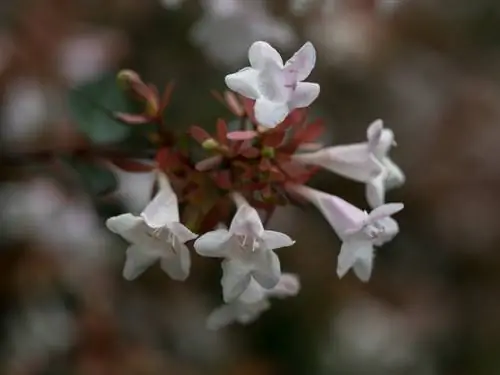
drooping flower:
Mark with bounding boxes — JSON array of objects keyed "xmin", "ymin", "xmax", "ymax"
[
  {"xmin": 106, "ymin": 173, "xmax": 198, "ymax": 281},
  {"xmin": 288, "ymin": 184, "xmax": 403, "ymax": 282},
  {"xmin": 225, "ymin": 41, "xmax": 320, "ymax": 128},
  {"xmin": 364, "ymin": 120, "xmax": 405, "ymax": 208},
  {"xmin": 293, "ymin": 119, "xmax": 404, "ymax": 208},
  {"xmin": 206, "ymin": 273, "xmax": 300, "ymax": 330},
  {"xmin": 194, "ymin": 194, "xmax": 295, "ymax": 302}
]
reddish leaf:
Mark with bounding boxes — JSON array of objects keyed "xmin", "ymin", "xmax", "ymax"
[
  {"xmin": 195, "ymin": 155, "xmax": 223, "ymax": 171},
  {"xmin": 199, "ymin": 198, "xmax": 232, "ymax": 233},
  {"xmin": 241, "ymin": 97, "xmax": 257, "ymax": 122},
  {"xmin": 227, "ymin": 130, "xmax": 257, "ymax": 141},
  {"xmin": 262, "ymin": 130, "xmax": 286, "ymax": 147},
  {"xmin": 109, "ymin": 158, "xmax": 155, "ymax": 172},
  {"xmin": 224, "ymin": 91, "xmax": 244, "ymax": 116},
  {"xmin": 160, "ymin": 81, "xmax": 176, "ymax": 110},
  {"xmin": 241, "ymin": 146, "xmax": 260, "ymax": 159},
  {"xmin": 269, "ymin": 168, "xmax": 285, "ymax": 182},
  {"xmin": 212, "ymin": 170, "xmax": 232, "ymax": 189},
  {"xmin": 293, "ymin": 120, "xmax": 325, "ymax": 143},
  {"xmin": 259, "ymin": 158, "xmax": 272, "ymax": 171},
  {"xmin": 216, "ymin": 119, "xmax": 229, "ymax": 145},
  {"xmin": 189, "ymin": 125, "xmax": 212, "ymax": 144},
  {"xmin": 232, "ymin": 161, "xmax": 255, "ymax": 180},
  {"xmin": 211, "ymin": 90, "xmax": 226, "ymax": 105},
  {"xmin": 114, "ymin": 112, "xmax": 151, "ymax": 125}
]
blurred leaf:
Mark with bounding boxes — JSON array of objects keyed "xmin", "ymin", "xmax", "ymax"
[
  {"xmin": 68, "ymin": 73, "xmax": 139, "ymax": 144},
  {"xmin": 62, "ymin": 157, "xmax": 118, "ymax": 197}
]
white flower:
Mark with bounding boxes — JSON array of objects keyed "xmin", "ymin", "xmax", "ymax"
[
  {"xmin": 288, "ymin": 184, "xmax": 403, "ymax": 282},
  {"xmin": 194, "ymin": 197, "xmax": 295, "ymax": 302},
  {"xmin": 106, "ymin": 174, "xmax": 198, "ymax": 281},
  {"xmin": 206, "ymin": 273, "xmax": 300, "ymax": 330},
  {"xmin": 225, "ymin": 41, "xmax": 320, "ymax": 128},
  {"xmin": 364, "ymin": 120, "xmax": 405, "ymax": 208},
  {"xmin": 293, "ymin": 119, "xmax": 404, "ymax": 208}
]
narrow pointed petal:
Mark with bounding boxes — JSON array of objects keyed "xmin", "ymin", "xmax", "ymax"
[
  {"xmin": 337, "ymin": 240, "xmax": 372, "ymax": 279},
  {"xmin": 284, "ymin": 41, "xmax": 316, "ymax": 82},
  {"xmin": 168, "ymin": 221, "xmax": 198, "ymax": 243},
  {"xmin": 254, "ymin": 97, "xmax": 289, "ymax": 128},
  {"xmin": 384, "ymin": 158, "xmax": 406, "ymax": 190},
  {"xmin": 261, "ymin": 230, "xmax": 295, "ymax": 250},
  {"xmin": 206, "ymin": 304, "xmax": 237, "ymax": 330},
  {"xmin": 252, "ymin": 250, "xmax": 281, "ymax": 289},
  {"xmin": 366, "ymin": 173, "xmax": 386, "ymax": 208},
  {"xmin": 249, "ymin": 41, "xmax": 284, "ymax": 70},
  {"xmin": 194, "ymin": 229, "xmax": 232, "ymax": 258},
  {"xmin": 373, "ymin": 217, "xmax": 400, "ymax": 246},
  {"xmin": 229, "ymin": 204, "xmax": 264, "ymax": 238},
  {"xmin": 326, "ymin": 145, "xmax": 383, "ymax": 182},
  {"xmin": 352, "ymin": 245, "xmax": 375, "ymax": 282},
  {"xmin": 374, "ymin": 129, "xmax": 395, "ymax": 158},
  {"xmin": 221, "ymin": 260, "xmax": 252, "ymax": 302},
  {"xmin": 288, "ymin": 82, "xmax": 320, "ymax": 109},
  {"xmin": 141, "ymin": 179, "xmax": 179, "ymax": 227},
  {"xmin": 368, "ymin": 203, "xmax": 404, "ymax": 222},
  {"xmin": 367, "ymin": 119, "xmax": 384, "ymax": 152},
  {"xmin": 160, "ymin": 244, "xmax": 191, "ymax": 281},
  {"xmin": 106, "ymin": 213, "xmax": 147, "ymax": 243},
  {"xmin": 266, "ymin": 273, "xmax": 300, "ymax": 298},
  {"xmin": 224, "ymin": 68, "xmax": 260, "ymax": 100},
  {"xmin": 123, "ymin": 245, "xmax": 159, "ymax": 280}
]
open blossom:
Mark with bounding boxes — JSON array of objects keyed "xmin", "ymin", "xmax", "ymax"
[
  {"xmin": 106, "ymin": 174, "xmax": 198, "ymax": 281},
  {"xmin": 225, "ymin": 41, "xmax": 320, "ymax": 128},
  {"xmin": 206, "ymin": 273, "xmax": 300, "ymax": 330},
  {"xmin": 293, "ymin": 119, "xmax": 404, "ymax": 208},
  {"xmin": 194, "ymin": 195, "xmax": 295, "ymax": 302},
  {"xmin": 288, "ymin": 184, "xmax": 403, "ymax": 282}
]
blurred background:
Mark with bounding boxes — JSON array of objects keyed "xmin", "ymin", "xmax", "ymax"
[{"xmin": 1, "ymin": 0, "xmax": 500, "ymax": 374}]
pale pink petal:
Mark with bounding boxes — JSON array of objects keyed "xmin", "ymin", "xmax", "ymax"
[
  {"xmin": 225, "ymin": 67, "xmax": 260, "ymax": 99},
  {"xmin": 254, "ymin": 98, "xmax": 289, "ymax": 128},
  {"xmin": 257, "ymin": 62, "xmax": 288, "ymax": 102},
  {"xmin": 318, "ymin": 195, "xmax": 367, "ymax": 238},
  {"xmin": 251, "ymin": 250, "xmax": 281, "ymax": 289},
  {"xmin": 288, "ymin": 82, "xmax": 320, "ymax": 109},
  {"xmin": 365, "ymin": 173, "xmax": 386, "ymax": 209},
  {"xmin": 284, "ymin": 41, "xmax": 316, "ymax": 82},
  {"xmin": 366, "ymin": 119, "xmax": 383, "ymax": 152},
  {"xmin": 249, "ymin": 41, "xmax": 284, "ymax": 69},
  {"xmin": 352, "ymin": 245, "xmax": 375, "ymax": 282},
  {"xmin": 229, "ymin": 204, "xmax": 264, "ymax": 237},
  {"xmin": 160, "ymin": 243, "xmax": 191, "ymax": 281},
  {"xmin": 141, "ymin": 179, "xmax": 179, "ymax": 227},
  {"xmin": 221, "ymin": 259, "xmax": 252, "ymax": 302},
  {"xmin": 227, "ymin": 130, "xmax": 257, "ymax": 141},
  {"xmin": 194, "ymin": 229, "xmax": 232, "ymax": 258},
  {"xmin": 337, "ymin": 240, "xmax": 372, "ymax": 280},
  {"xmin": 368, "ymin": 203, "xmax": 404, "ymax": 223},
  {"xmin": 123, "ymin": 245, "xmax": 159, "ymax": 280},
  {"xmin": 266, "ymin": 273, "xmax": 300, "ymax": 298},
  {"xmin": 168, "ymin": 221, "xmax": 198, "ymax": 243},
  {"xmin": 238, "ymin": 279, "xmax": 266, "ymax": 304},
  {"xmin": 261, "ymin": 230, "xmax": 295, "ymax": 250}
]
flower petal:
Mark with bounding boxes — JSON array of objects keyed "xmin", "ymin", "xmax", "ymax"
[
  {"xmin": 249, "ymin": 41, "xmax": 284, "ymax": 70},
  {"xmin": 266, "ymin": 273, "xmax": 301, "ymax": 298},
  {"xmin": 352, "ymin": 245, "xmax": 375, "ymax": 282},
  {"xmin": 326, "ymin": 145, "xmax": 384, "ymax": 182},
  {"xmin": 368, "ymin": 203, "xmax": 404, "ymax": 222},
  {"xmin": 160, "ymin": 243, "xmax": 191, "ymax": 281},
  {"xmin": 224, "ymin": 67, "xmax": 260, "ymax": 100},
  {"xmin": 206, "ymin": 304, "xmax": 237, "ymax": 331},
  {"xmin": 168, "ymin": 221, "xmax": 198, "ymax": 243},
  {"xmin": 221, "ymin": 259, "xmax": 252, "ymax": 302},
  {"xmin": 317, "ymin": 194, "xmax": 367, "ymax": 238},
  {"xmin": 251, "ymin": 250, "xmax": 281, "ymax": 289},
  {"xmin": 123, "ymin": 245, "xmax": 159, "ymax": 280},
  {"xmin": 194, "ymin": 229, "xmax": 232, "ymax": 258},
  {"xmin": 367, "ymin": 119, "xmax": 384, "ymax": 152},
  {"xmin": 288, "ymin": 82, "xmax": 320, "ymax": 109},
  {"xmin": 384, "ymin": 158, "xmax": 406, "ymax": 190},
  {"xmin": 373, "ymin": 217, "xmax": 400, "ymax": 246},
  {"xmin": 284, "ymin": 41, "xmax": 316, "ymax": 82},
  {"xmin": 229, "ymin": 204, "xmax": 264, "ymax": 238},
  {"xmin": 254, "ymin": 97, "xmax": 289, "ymax": 128},
  {"xmin": 258, "ymin": 61, "xmax": 288, "ymax": 102},
  {"xmin": 366, "ymin": 173, "xmax": 386, "ymax": 208},
  {"xmin": 141, "ymin": 179, "xmax": 179, "ymax": 227},
  {"xmin": 374, "ymin": 128, "xmax": 395, "ymax": 159},
  {"xmin": 236, "ymin": 300, "xmax": 270, "ymax": 324},
  {"xmin": 261, "ymin": 230, "xmax": 295, "ymax": 250},
  {"xmin": 106, "ymin": 213, "xmax": 148, "ymax": 244},
  {"xmin": 337, "ymin": 240, "xmax": 372, "ymax": 279}
]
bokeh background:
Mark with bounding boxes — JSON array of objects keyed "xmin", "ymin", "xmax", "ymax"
[{"xmin": 2, "ymin": 0, "xmax": 500, "ymax": 374}]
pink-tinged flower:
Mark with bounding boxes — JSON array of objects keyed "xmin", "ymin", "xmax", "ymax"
[
  {"xmin": 106, "ymin": 174, "xmax": 198, "ymax": 281},
  {"xmin": 194, "ymin": 194, "xmax": 295, "ymax": 302},
  {"xmin": 225, "ymin": 41, "xmax": 320, "ymax": 128},
  {"xmin": 206, "ymin": 273, "xmax": 300, "ymax": 330},
  {"xmin": 288, "ymin": 184, "xmax": 403, "ymax": 282},
  {"xmin": 364, "ymin": 120, "xmax": 405, "ymax": 208}
]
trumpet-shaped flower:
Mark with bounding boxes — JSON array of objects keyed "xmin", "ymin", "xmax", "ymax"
[
  {"xmin": 106, "ymin": 175, "xmax": 198, "ymax": 281},
  {"xmin": 206, "ymin": 273, "xmax": 300, "ymax": 330},
  {"xmin": 225, "ymin": 41, "xmax": 320, "ymax": 128},
  {"xmin": 288, "ymin": 184, "xmax": 403, "ymax": 282},
  {"xmin": 194, "ymin": 197, "xmax": 295, "ymax": 302},
  {"xmin": 293, "ymin": 119, "xmax": 404, "ymax": 208}
]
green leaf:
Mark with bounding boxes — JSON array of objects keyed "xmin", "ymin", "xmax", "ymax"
[
  {"xmin": 62, "ymin": 157, "xmax": 118, "ymax": 197},
  {"xmin": 68, "ymin": 73, "xmax": 139, "ymax": 144}
]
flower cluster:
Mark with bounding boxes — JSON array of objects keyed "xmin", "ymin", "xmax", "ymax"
[{"xmin": 105, "ymin": 41, "xmax": 405, "ymax": 329}]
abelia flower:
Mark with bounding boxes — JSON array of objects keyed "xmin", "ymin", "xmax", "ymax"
[
  {"xmin": 194, "ymin": 194, "xmax": 295, "ymax": 302},
  {"xmin": 288, "ymin": 184, "xmax": 403, "ymax": 282},
  {"xmin": 206, "ymin": 273, "xmax": 300, "ymax": 330},
  {"xmin": 225, "ymin": 41, "xmax": 320, "ymax": 128},
  {"xmin": 106, "ymin": 174, "xmax": 198, "ymax": 281},
  {"xmin": 364, "ymin": 120, "xmax": 405, "ymax": 208}
]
